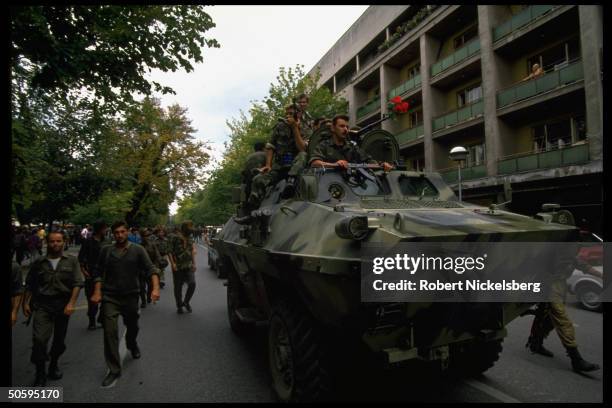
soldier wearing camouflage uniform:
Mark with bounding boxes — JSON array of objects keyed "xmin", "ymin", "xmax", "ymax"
[
  {"xmin": 153, "ymin": 226, "xmax": 170, "ymax": 288},
  {"xmin": 309, "ymin": 114, "xmax": 393, "ymax": 172},
  {"xmin": 239, "ymin": 142, "xmax": 267, "ymax": 216},
  {"xmin": 169, "ymin": 220, "xmax": 197, "ymax": 314},
  {"xmin": 526, "ymin": 255, "xmax": 601, "ymax": 372},
  {"xmin": 248, "ymin": 104, "xmax": 309, "ymax": 208}
]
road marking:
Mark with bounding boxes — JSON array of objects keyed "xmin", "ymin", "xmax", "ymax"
[{"xmin": 463, "ymin": 379, "xmax": 521, "ymax": 403}]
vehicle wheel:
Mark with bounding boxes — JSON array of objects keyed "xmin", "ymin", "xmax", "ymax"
[
  {"xmin": 227, "ymin": 271, "xmax": 252, "ymax": 336},
  {"xmin": 216, "ymin": 260, "xmax": 227, "ymax": 279},
  {"xmin": 446, "ymin": 339, "xmax": 503, "ymax": 378},
  {"xmin": 575, "ymin": 282, "xmax": 602, "ymax": 312},
  {"xmin": 268, "ymin": 300, "xmax": 332, "ymax": 402}
]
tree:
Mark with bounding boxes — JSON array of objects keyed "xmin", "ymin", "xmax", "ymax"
[
  {"xmin": 113, "ymin": 97, "xmax": 210, "ymax": 225},
  {"xmin": 10, "ymin": 6, "xmax": 219, "ymax": 109},
  {"xmin": 177, "ymin": 65, "xmax": 348, "ymax": 225}
]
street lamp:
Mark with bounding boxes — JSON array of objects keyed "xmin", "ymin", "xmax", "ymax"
[{"xmin": 449, "ymin": 146, "xmax": 468, "ymax": 202}]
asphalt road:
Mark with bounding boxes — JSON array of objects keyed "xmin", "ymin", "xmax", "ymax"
[{"xmin": 10, "ymin": 244, "xmax": 603, "ymax": 403}]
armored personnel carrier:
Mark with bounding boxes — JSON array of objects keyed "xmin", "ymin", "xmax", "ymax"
[{"xmin": 214, "ymin": 127, "xmax": 578, "ymax": 402}]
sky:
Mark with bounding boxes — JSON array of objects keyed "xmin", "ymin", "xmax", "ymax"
[{"xmin": 147, "ymin": 5, "xmax": 369, "ymax": 214}]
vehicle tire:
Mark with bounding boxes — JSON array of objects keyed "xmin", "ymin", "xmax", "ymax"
[
  {"xmin": 216, "ymin": 260, "xmax": 227, "ymax": 279},
  {"xmin": 575, "ymin": 282, "xmax": 602, "ymax": 312},
  {"xmin": 268, "ymin": 300, "xmax": 332, "ymax": 402},
  {"xmin": 446, "ymin": 338, "xmax": 503, "ymax": 378},
  {"xmin": 227, "ymin": 270, "xmax": 252, "ymax": 336}
]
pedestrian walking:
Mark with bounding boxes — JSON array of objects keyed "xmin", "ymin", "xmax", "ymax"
[
  {"xmin": 22, "ymin": 231, "xmax": 83, "ymax": 386},
  {"xmin": 90, "ymin": 220, "xmax": 160, "ymax": 388},
  {"xmin": 78, "ymin": 219, "xmax": 109, "ymax": 330},
  {"xmin": 169, "ymin": 220, "xmax": 197, "ymax": 314}
]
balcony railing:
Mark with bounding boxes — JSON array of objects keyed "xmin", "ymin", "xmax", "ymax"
[
  {"xmin": 395, "ymin": 124, "xmax": 424, "ymax": 146},
  {"xmin": 497, "ymin": 60, "xmax": 583, "ymax": 108},
  {"xmin": 388, "ymin": 74, "xmax": 421, "ymax": 99},
  {"xmin": 432, "ymin": 99, "xmax": 483, "ymax": 132},
  {"xmin": 357, "ymin": 97, "xmax": 380, "ymax": 119},
  {"xmin": 439, "ymin": 164, "xmax": 487, "ymax": 184},
  {"xmin": 497, "ymin": 143, "xmax": 589, "ymax": 175},
  {"xmin": 493, "ymin": 5, "xmax": 556, "ymax": 42},
  {"xmin": 431, "ymin": 38, "xmax": 480, "ymax": 77}
]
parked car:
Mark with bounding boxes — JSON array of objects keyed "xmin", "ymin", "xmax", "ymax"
[{"xmin": 566, "ymin": 232, "xmax": 603, "ymax": 312}]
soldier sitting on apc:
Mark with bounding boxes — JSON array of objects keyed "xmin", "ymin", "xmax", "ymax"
[
  {"xmin": 309, "ymin": 114, "xmax": 393, "ymax": 172},
  {"xmin": 248, "ymin": 104, "xmax": 309, "ymax": 209}
]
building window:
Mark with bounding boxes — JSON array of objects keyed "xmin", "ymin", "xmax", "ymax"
[
  {"xmin": 466, "ymin": 143, "xmax": 486, "ymax": 167},
  {"xmin": 453, "ymin": 25, "xmax": 478, "ymax": 49},
  {"xmin": 527, "ymin": 37, "xmax": 581, "ymax": 74},
  {"xmin": 532, "ymin": 116, "xmax": 585, "ymax": 152},
  {"xmin": 409, "ymin": 110, "xmax": 422, "ymax": 128},
  {"xmin": 407, "ymin": 63, "xmax": 420, "ymax": 79},
  {"xmin": 457, "ymin": 84, "xmax": 482, "ymax": 107}
]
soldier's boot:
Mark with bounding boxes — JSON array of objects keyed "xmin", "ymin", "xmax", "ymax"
[
  {"xmin": 526, "ymin": 336, "xmax": 554, "ymax": 357},
  {"xmin": 48, "ymin": 358, "xmax": 63, "ymax": 380},
  {"xmin": 88, "ymin": 316, "xmax": 97, "ymax": 330},
  {"xmin": 33, "ymin": 363, "xmax": 46, "ymax": 387},
  {"xmin": 566, "ymin": 346, "xmax": 600, "ymax": 373}
]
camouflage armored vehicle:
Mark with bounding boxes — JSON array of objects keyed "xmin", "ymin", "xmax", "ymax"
[{"xmin": 214, "ymin": 127, "xmax": 578, "ymax": 402}]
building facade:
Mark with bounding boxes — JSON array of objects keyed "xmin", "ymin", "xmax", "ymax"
[{"xmin": 308, "ymin": 5, "xmax": 603, "ymax": 233}]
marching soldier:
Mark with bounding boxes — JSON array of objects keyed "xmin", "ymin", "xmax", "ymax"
[
  {"xmin": 78, "ymin": 219, "xmax": 108, "ymax": 329},
  {"xmin": 23, "ymin": 231, "xmax": 83, "ymax": 386},
  {"xmin": 169, "ymin": 220, "xmax": 197, "ymax": 314}
]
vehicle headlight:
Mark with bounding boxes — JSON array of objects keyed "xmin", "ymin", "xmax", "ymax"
[{"xmin": 335, "ymin": 216, "xmax": 370, "ymax": 240}]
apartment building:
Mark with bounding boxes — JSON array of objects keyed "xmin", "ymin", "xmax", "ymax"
[{"xmin": 308, "ymin": 5, "xmax": 603, "ymax": 232}]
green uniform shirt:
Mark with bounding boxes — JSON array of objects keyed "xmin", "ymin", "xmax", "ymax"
[
  {"xmin": 141, "ymin": 238, "xmax": 162, "ymax": 269},
  {"xmin": 265, "ymin": 119, "xmax": 307, "ymax": 168},
  {"xmin": 242, "ymin": 151, "xmax": 267, "ymax": 181},
  {"xmin": 94, "ymin": 242, "xmax": 159, "ymax": 296},
  {"xmin": 308, "ymin": 137, "xmax": 376, "ymax": 165},
  {"xmin": 25, "ymin": 255, "xmax": 83, "ymax": 297},
  {"xmin": 170, "ymin": 234, "xmax": 194, "ymax": 271},
  {"xmin": 155, "ymin": 236, "xmax": 170, "ymax": 256}
]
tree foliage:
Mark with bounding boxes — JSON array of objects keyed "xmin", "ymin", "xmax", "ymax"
[
  {"xmin": 10, "ymin": 5, "xmax": 219, "ymax": 109},
  {"xmin": 11, "ymin": 6, "xmax": 218, "ymax": 227},
  {"xmin": 176, "ymin": 65, "xmax": 347, "ymax": 225}
]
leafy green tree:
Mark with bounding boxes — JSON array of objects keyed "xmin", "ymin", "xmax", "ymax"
[{"xmin": 10, "ymin": 5, "xmax": 219, "ymax": 108}]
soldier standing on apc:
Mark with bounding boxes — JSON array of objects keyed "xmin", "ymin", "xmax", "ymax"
[
  {"xmin": 23, "ymin": 231, "xmax": 83, "ymax": 386},
  {"xmin": 90, "ymin": 220, "xmax": 160, "ymax": 388}
]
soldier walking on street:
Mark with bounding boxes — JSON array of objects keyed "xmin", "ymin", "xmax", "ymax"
[
  {"xmin": 22, "ymin": 231, "xmax": 83, "ymax": 386},
  {"xmin": 526, "ymin": 254, "xmax": 601, "ymax": 372},
  {"xmin": 78, "ymin": 220, "xmax": 108, "ymax": 330},
  {"xmin": 169, "ymin": 220, "xmax": 197, "ymax": 314},
  {"xmin": 139, "ymin": 228, "xmax": 164, "ymax": 307},
  {"xmin": 153, "ymin": 226, "xmax": 170, "ymax": 289},
  {"xmin": 90, "ymin": 220, "xmax": 160, "ymax": 388}
]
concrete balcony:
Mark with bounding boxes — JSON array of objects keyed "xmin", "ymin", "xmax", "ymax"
[
  {"xmin": 432, "ymin": 99, "xmax": 484, "ymax": 136},
  {"xmin": 497, "ymin": 60, "xmax": 583, "ymax": 109},
  {"xmin": 395, "ymin": 124, "xmax": 424, "ymax": 147},
  {"xmin": 356, "ymin": 97, "xmax": 381, "ymax": 120},
  {"xmin": 430, "ymin": 38, "xmax": 480, "ymax": 79},
  {"xmin": 497, "ymin": 143, "xmax": 589, "ymax": 175},
  {"xmin": 439, "ymin": 164, "xmax": 487, "ymax": 184},
  {"xmin": 388, "ymin": 74, "xmax": 421, "ymax": 99},
  {"xmin": 492, "ymin": 5, "xmax": 556, "ymax": 43}
]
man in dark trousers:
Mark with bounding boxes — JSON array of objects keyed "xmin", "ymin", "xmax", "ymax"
[
  {"xmin": 23, "ymin": 231, "xmax": 83, "ymax": 386},
  {"xmin": 169, "ymin": 220, "xmax": 197, "ymax": 314},
  {"xmin": 78, "ymin": 219, "xmax": 108, "ymax": 329},
  {"xmin": 90, "ymin": 220, "xmax": 160, "ymax": 388}
]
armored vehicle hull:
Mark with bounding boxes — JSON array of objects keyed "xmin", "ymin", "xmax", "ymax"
[{"xmin": 215, "ymin": 166, "xmax": 577, "ymax": 402}]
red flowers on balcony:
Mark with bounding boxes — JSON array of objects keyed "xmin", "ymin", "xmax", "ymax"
[{"xmin": 388, "ymin": 96, "xmax": 410, "ymax": 115}]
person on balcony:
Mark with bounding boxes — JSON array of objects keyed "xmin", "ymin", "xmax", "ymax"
[{"xmin": 523, "ymin": 63, "xmax": 544, "ymax": 81}]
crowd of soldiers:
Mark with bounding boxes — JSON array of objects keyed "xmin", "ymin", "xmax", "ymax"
[
  {"xmin": 11, "ymin": 218, "xmax": 205, "ymax": 388},
  {"xmin": 237, "ymin": 93, "xmax": 393, "ymax": 222}
]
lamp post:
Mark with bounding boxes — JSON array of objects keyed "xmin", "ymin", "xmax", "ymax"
[{"xmin": 449, "ymin": 146, "xmax": 468, "ymax": 202}]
